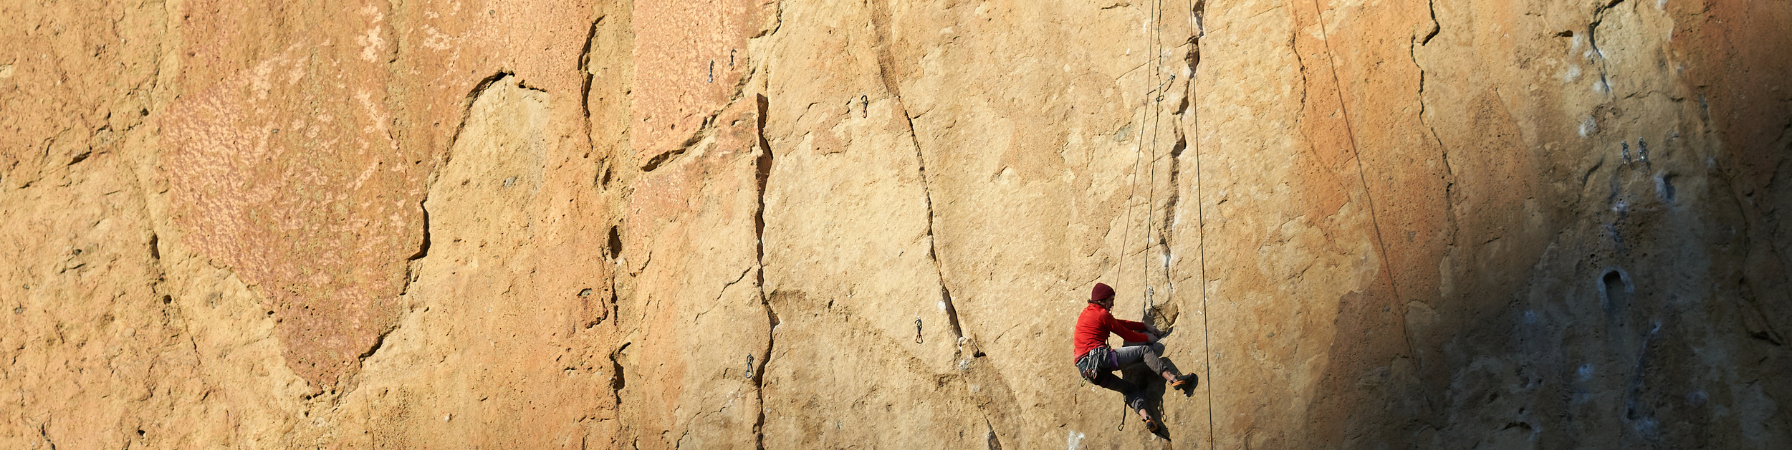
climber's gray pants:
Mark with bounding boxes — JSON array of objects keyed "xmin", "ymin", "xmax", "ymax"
[{"xmin": 1110, "ymin": 341, "xmax": 1168, "ymax": 375}]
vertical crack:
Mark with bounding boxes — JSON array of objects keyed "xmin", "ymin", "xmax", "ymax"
[
  {"xmin": 407, "ymin": 202, "xmax": 431, "ymax": 261},
  {"xmin": 1410, "ymin": 18, "xmax": 1455, "ymax": 264},
  {"xmin": 903, "ymin": 110, "xmax": 967, "ymax": 345},
  {"xmin": 580, "ymin": 15, "xmax": 602, "ymax": 144},
  {"xmin": 983, "ymin": 416, "xmax": 1004, "ymax": 450},
  {"xmin": 751, "ymin": 93, "xmax": 777, "ymax": 450},
  {"xmin": 1406, "ymin": 8, "xmax": 1451, "ymax": 423},
  {"xmin": 871, "ymin": 0, "xmax": 967, "ymax": 347},
  {"xmin": 1159, "ymin": 136, "xmax": 1185, "ymax": 288},
  {"xmin": 1150, "ymin": 35, "xmax": 1197, "ymax": 310},
  {"xmin": 1142, "ymin": 0, "xmax": 1170, "ymax": 322},
  {"xmin": 37, "ymin": 421, "xmax": 57, "ymax": 450},
  {"xmin": 1159, "ymin": 31, "xmax": 1198, "ymax": 285},
  {"xmin": 1587, "ymin": 0, "xmax": 1627, "ymax": 101},
  {"xmin": 608, "ymin": 342, "xmax": 629, "ymax": 408},
  {"xmin": 1620, "ymin": 320, "xmax": 1663, "ymax": 445},
  {"xmin": 1291, "ymin": 29, "xmax": 1311, "ymax": 137},
  {"xmin": 939, "ymin": 286, "xmax": 965, "ymax": 340}
]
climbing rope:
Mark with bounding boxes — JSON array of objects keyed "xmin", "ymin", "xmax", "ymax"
[
  {"xmin": 1302, "ymin": 0, "xmax": 1410, "ymax": 355},
  {"xmin": 1188, "ymin": 1, "xmax": 1217, "ymax": 448},
  {"xmin": 1114, "ymin": 0, "xmax": 1175, "ymax": 433},
  {"xmin": 1110, "ymin": 0, "xmax": 1221, "ymax": 444},
  {"xmin": 1145, "ymin": 0, "xmax": 1165, "ymax": 325}
]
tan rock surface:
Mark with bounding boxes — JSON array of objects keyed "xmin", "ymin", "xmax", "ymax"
[{"xmin": 3, "ymin": 0, "xmax": 1790, "ymax": 448}]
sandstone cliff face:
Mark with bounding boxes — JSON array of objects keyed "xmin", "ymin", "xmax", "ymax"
[{"xmin": 3, "ymin": 0, "xmax": 1789, "ymax": 448}]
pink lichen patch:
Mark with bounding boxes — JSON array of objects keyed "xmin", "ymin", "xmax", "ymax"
[{"xmin": 162, "ymin": 45, "xmax": 423, "ymax": 388}]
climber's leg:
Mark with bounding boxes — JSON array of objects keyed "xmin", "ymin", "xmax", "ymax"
[
  {"xmin": 1117, "ymin": 341, "xmax": 1196, "ymax": 388},
  {"xmin": 1114, "ymin": 341, "xmax": 1169, "ymax": 375},
  {"xmin": 1093, "ymin": 369, "xmax": 1149, "ymax": 412},
  {"xmin": 1092, "ymin": 370, "xmax": 1139, "ymax": 399}
]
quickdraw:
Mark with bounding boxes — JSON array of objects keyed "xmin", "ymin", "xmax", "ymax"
[{"xmin": 914, "ymin": 317, "xmax": 923, "ymax": 344}]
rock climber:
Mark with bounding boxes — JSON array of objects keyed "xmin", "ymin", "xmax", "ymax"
[{"xmin": 1073, "ymin": 282, "xmax": 1196, "ymax": 432}]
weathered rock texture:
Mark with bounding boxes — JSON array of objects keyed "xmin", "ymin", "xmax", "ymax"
[{"xmin": 3, "ymin": 0, "xmax": 1789, "ymax": 448}]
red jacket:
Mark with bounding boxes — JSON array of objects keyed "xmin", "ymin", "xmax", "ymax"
[{"xmin": 1073, "ymin": 303, "xmax": 1151, "ymax": 360}]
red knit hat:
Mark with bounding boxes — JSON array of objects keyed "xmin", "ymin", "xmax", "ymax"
[{"xmin": 1091, "ymin": 283, "xmax": 1115, "ymax": 302}]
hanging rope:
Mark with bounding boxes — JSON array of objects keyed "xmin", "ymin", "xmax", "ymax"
[
  {"xmin": 1145, "ymin": 0, "xmax": 1165, "ymax": 325},
  {"xmin": 1115, "ymin": 0, "xmax": 1176, "ymax": 432},
  {"xmin": 1116, "ymin": 0, "xmax": 1222, "ymax": 443},
  {"xmin": 1188, "ymin": 0, "xmax": 1217, "ymax": 447},
  {"xmin": 1112, "ymin": 0, "xmax": 1150, "ymax": 431},
  {"xmin": 1303, "ymin": 0, "xmax": 1408, "ymax": 354}
]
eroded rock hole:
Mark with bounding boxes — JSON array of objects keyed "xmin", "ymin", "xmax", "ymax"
[
  {"xmin": 409, "ymin": 205, "xmax": 431, "ymax": 260},
  {"xmin": 1655, "ymin": 172, "xmax": 1676, "ymax": 203},
  {"xmin": 606, "ymin": 225, "xmax": 623, "ymax": 260},
  {"xmin": 609, "ymin": 347, "xmax": 628, "ymax": 391},
  {"xmin": 1602, "ymin": 268, "xmax": 1632, "ymax": 314}
]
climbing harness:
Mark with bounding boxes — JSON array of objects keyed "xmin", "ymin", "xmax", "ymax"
[{"xmin": 1076, "ymin": 345, "xmax": 1113, "ymax": 384}]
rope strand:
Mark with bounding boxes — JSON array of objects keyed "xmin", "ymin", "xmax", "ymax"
[
  {"xmin": 1189, "ymin": 1, "xmax": 1218, "ymax": 447},
  {"xmin": 1146, "ymin": 0, "xmax": 1163, "ymax": 324}
]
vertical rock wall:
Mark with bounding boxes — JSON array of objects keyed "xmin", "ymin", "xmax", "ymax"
[{"xmin": 2, "ymin": 0, "xmax": 1789, "ymax": 448}]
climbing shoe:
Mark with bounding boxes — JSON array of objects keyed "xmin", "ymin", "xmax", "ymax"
[
  {"xmin": 1143, "ymin": 416, "xmax": 1162, "ymax": 433},
  {"xmin": 1170, "ymin": 373, "xmax": 1198, "ymax": 390}
]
